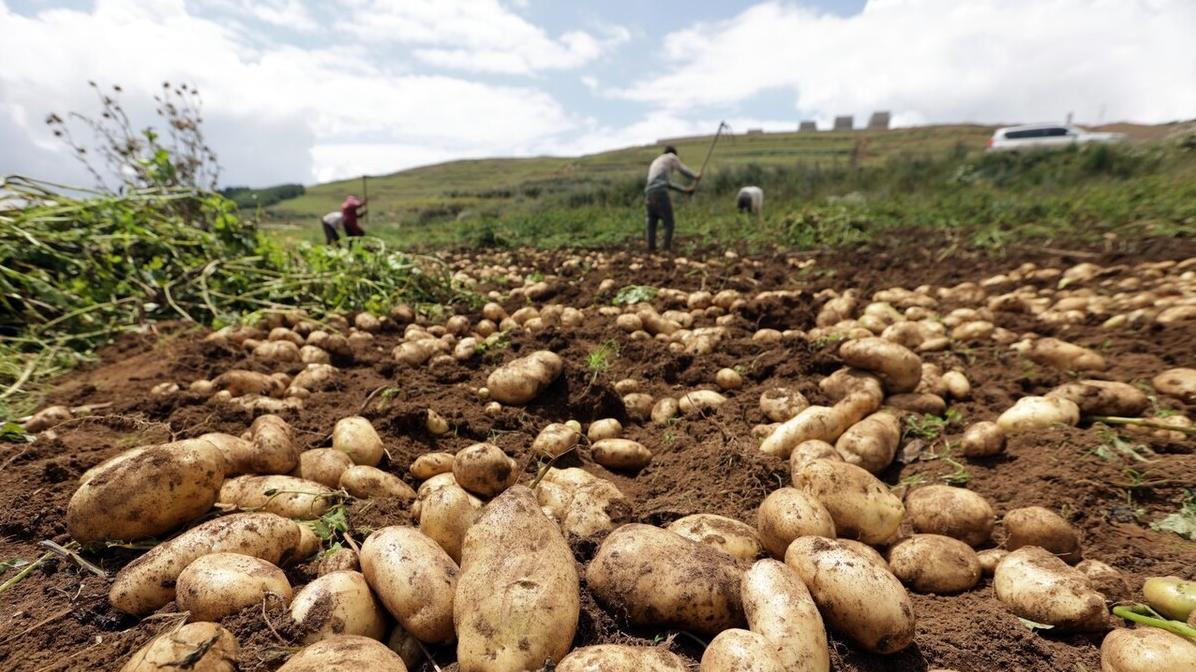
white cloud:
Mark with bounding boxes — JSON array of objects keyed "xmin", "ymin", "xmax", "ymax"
[
  {"xmin": 335, "ymin": 0, "xmax": 629, "ymax": 75},
  {"xmin": 619, "ymin": 0, "xmax": 1196, "ymax": 125}
]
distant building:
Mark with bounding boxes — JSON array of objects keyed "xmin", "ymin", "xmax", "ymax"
[
  {"xmin": 833, "ymin": 115, "xmax": 854, "ymax": 131},
  {"xmin": 867, "ymin": 111, "xmax": 891, "ymax": 130},
  {"xmin": 799, "ymin": 120, "xmax": 818, "ymax": 132},
  {"xmin": 746, "ymin": 128, "xmax": 764, "ymax": 135}
]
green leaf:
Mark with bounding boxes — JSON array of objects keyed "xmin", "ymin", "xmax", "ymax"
[
  {"xmin": 612, "ymin": 285, "xmax": 658, "ymax": 305},
  {"xmin": 0, "ymin": 422, "xmax": 32, "ymax": 444}
]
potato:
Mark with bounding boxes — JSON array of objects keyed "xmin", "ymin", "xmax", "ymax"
[
  {"xmin": 209, "ymin": 416, "xmax": 297, "ymax": 476},
  {"xmin": 1100, "ymin": 627, "xmax": 1196, "ymax": 672},
  {"xmin": 1004, "ymin": 506, "xmax": 1082, "ymax": 563},
  {"xmin": 1152, "ymin": 368, "xmax": 1196, "ymax": 403},
  {"xmin": 993, "ymin": 546, "xmax": 1107, "ymax": 630},
  {"xmin": 741, "ymin": 559, "xmax": 829, "ymax": 672},
  {"xmin": 716, "ymin": 368, "xmax": 744, "ymax": 390},
  {"xmin": 542, "ymin": 469, "xmax": 632, "ymax": 539},
  {"xmin": 587, "ymin": 418, "xmax": 623, "ymax": 442},
  {"xmin": 1047, "ymin": 380, "xmax": 1149, "ymax": 417},
  {"xmin": 452, "ymin": 443, "xmax": 518, "ymax": 497},
  {"xmin": 651, "ymin": 397, "xmax": 680, "ymax": 424},
  {"xmin": 700, "ymin": 629, "xmax": 786, "ymax": 672},
  {"xmin": 785, "ymin": 536, "xmax": 915, "ymax": 654},
  {"xmin": 486, "ymin": 350, "xmax": 563, "ymax": 404},
  {"xmin": 318, "ymin": 547, "xmax": 360, "ymax": 576},
  {"xmin": 119, "ymin": 622, "xmax": 239, "ymax": 672},
  {"xmin": 456, "ymin": 486, "xmax": 579, "ymax": 672},
  {"xmin": 255, "ymin": 340, "xmax": 301, "ymax": 362},
  {"xmin": 25, "ymin": 404, "xmax": 71, "ymax": 432},
  {"xmin": 941, "ymin": 370, "xmax": 971, "ymax": 400},
  {"xmin": 419, "ymin": 483, "xmax": 481, "ymax": 562},
  {"xmin": 109, "ymin": 513, "xmax": 303, "ymax": 616},
  {"xmin": 360, "ymin": 526, "xmax": 459, "ymax": 644},
  {"xmin": 277, "ymin": 635, "xmax": 408, "ymax": 671},
  {"xmin": 679, "ymin": 389, "xmax": 728, "ymax": 414},
  {"xmin": 1142, "ymin": 576, "xmax": 1196, "ymax": 621},
  {"xmin": 977, "ymin": 548, "xmax": 1007, "ymax": 575},
  {"xmin": 214, "ymin": 369, "xmax": 284, "ymax": 397},
  {"xmin": 1024, "ymin": 337, "xmax": 1107, "ymax": 371},
  {"xmin": 760, "ymin": 406, "xmax": 846, "ymax": 458},
  {"xmin": 759, "ymin": 387, "xmax": 809, "ymax": 422},
  {"xmin": 410, "ymin": 452, "xmax": 454, "ymax": 480},
  {"xmin": 340, "ymin": 465, "xmax": 416, "ymax": 501},
  {"xmin": 885, "ymin": 392, "xmax": 946, "ymax": 415},
  {"xmin": 622, "ymin": 392, "xmax": 654, "ymax": 420},
  {"xmin": 819, "ymin": 368, "xmax": 883, "ymax": 401},
  {"xmin": 557, "ymin": 645, "xmax": 687, "ymax": 672},
  {"xmin": 1077, "ymin": 559, "xmax": 1129, "ymax": 602},
  {"xmin": 789, "ymin": 439, "xmax": 842, "ymax": 470},
  {"xmin": 887, "ymin": 534, "xmax": 981, "ymax": 594},
  {"xmin": 533, "ymin": 422, "xmax": 580, "ymax": 459},
  {"xmin": 834, "ymin": 411, "xmax": 901, "ymax": 473},
  {"xmin": 68, "ymin": 440, "xmax": 225, "ymax": 544},
  {"xmin": 332, "ymin": 416, "xmax": 385, "ymax": 467},
  {"xmin": 668, "ymin": 514, "xmax": 763, "ymax": 561},
  {"xmin": 960, "ymin": 421, "xmax": 1005, "ymax": 457},
  {"xmin": 592, "ymin": 438, "xmax": 652, "ymax": 471},
  {"xmin": 176, "ymin": 552, "xmax": 292, "ymax": 621},
  {"xmin": 291, "ymin": 570, "xmax": 387, "ymax": 643},
  {"xmin": 839, "ymin": 337, "xmax": 922, "ymax": 393},
  {"xmin": 293, "ymin": 363, "xmax": 336, "ymax": 390},
  {"xmin": 297, "ymin": 449, "xmax": 354, "ymax": 487},
  {"xmin": 905, "ymin": 485, "xmax": 994, "ymax": 546},
  {"xmin": 996, "ymin": 396, "xmax": 1080, "ymax": 433},
  {"xmin": 793, "ymin": 459, "xmax": 904, "ymax": 545},
  {"xmin": 219, "ymin": 475, "xmax": 334, "ymax": 519},
  {"xmin": 588, "ymin": 523, "xmax": 744, "ymax": 636},
  {"xmin": 756, "ymin": 487, "xmax": 836, "ymax": 558}
]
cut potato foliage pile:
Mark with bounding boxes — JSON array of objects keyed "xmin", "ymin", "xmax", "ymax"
[{"xmin": 7, "ymin": 249, "xmax": 1196, "ymax": 672}]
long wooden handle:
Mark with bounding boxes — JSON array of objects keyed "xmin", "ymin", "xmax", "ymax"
[{"xmin": 695, "ymin": 121, "xmax": 728, "ymax": 188}]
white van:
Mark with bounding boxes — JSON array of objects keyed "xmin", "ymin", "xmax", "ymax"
[{"xmin": 986, "ymin": 124, "xmax": 1125, "ymax": 152}]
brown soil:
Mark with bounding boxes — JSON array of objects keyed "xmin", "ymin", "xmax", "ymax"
[{"xmin": 1, "ymin": 232, "xmax": 1194, "ymax": 672}]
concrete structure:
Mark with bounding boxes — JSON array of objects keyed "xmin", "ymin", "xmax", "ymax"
[
  {"xmin": 867, "ymin": 111, "xmax": 891, "ymax": 130},
  {"xmin": 833, "ymin": 115, "xmax": 854, "ymax": 131},
  {"xmin": 799, "ymin": 120, "xmax": 818, "ymax": 132}
]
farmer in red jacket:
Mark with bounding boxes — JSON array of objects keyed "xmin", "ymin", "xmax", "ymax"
[{"xmin": 340, "ymin": 195, "xmax": 368, "ymax": 238}]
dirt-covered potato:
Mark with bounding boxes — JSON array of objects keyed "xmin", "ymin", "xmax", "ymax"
[
  {"xmin": 587, "ymin": 419, "xmax": 623, "ymax": 442},
  {"xmin": 1004, "ymin": 506, "xmax": 1082, "ymax": 563},
  {"xmin": 486, "ymin": 350, "xmax": 563, "ymax": 404},
  {"xmin": 109, "ymin": 513, "xmax": 304, "ymax": 616},
  {"xmin": 760, "ymin": 406, "xmax": 846, "ymax": 458},
  {"xmin": 960, "ymin": 421, "xmax": 1005, "ymax": 457},
  {"xmin": 297, "ymin": 449, "xmax": 354, "ymax": 487},
  {"xmin": 219, "ymin": 475, "xmax": 334, "ymax": 519},
  {"xmin": 119, "ymin": 622, "xmax": 239, "ymax": 672},
  {"xmin": 277, "ymin": 635, "xmax": 408, "ymax": 671},
  {"xmin": 339, "ymin": 465, "xmax": 416, "ymax": 501},
  {"xmin": 1100, "ymin": 626, "xmax": 1196, "ymax": 672},
  {"xmin": 977, "ymin": 548, "xmax": 1007, "ymax": 576},
  {"xmin": 24, "ymin": 404, "xmax": 71, "ymax": 432},
  {"xmin": 1152, "ymin": 367, "xmax": 1196, "ymax": 403},
  {"xmin": 588, "ymin": 524, "xmax": 744, "ymax": 636},
  {"xmin": 1077, "ymin": 559, "xmax": 1129, "ymax": 602},
  {"xmin": 291, "ymin": 570, "xmax": 387, "ymax": 643},
  {"xmin": 410, "ymin": 452, "xmax": 454, "ymax": 480},
  {"xmin": 887, "ymin": 534, "xmax": 981, "ymax": 594},
  {"xmin": 759, "ymin": 387, "xmax": 809, "ymax": 422},
  {"xmin": 1023, "ymin": 337, "xmax": 1107, "ymax": 371},
  {"xmin": 789, "ymin": 439, "xmax": 842, "ymax": 471},
  {"xmin": 997, "ymin": 396, "xmax": 1080, "ymax": 433},
  {"xmin": 905, "ymin": 485, "xmax": 994, "ymax": 546},
  {"xmin": 819, "ymin": 368, "xmax": 883, "ymax": 401},
  {"xmin": 419, "ymin": 483, "xmax": 481, "ymax": 562},
  {"xmin": 455, "ymin": 486, "xmax": 579, "ymax": 672},
  {"xmin": 214, "ymin": 369, "xmax": 285, "ymax": 397},
  {"xmin": 332, "ymin": 416, "xmax": 385, "ymax": 467},
  {"xmin": 318, "ymin": 547, "xmax": 360, "ymax": 576},
  {"xmin": 68, "ymin": 439, "xmax": 226, "ymax": 544},
  {"xmin": 1142, "ymin": 576, "xmax": 1196, "ymax": 621},
  {"xmin": 839, "ymin": 337, "xmax": 922, "ymax": 393},
  {"xmin": 667, "ymin": 514, "xmax": 763, "ymax": 561},
  {"xmin": 541, "ymin": 468, "xmax": 632, "ymax": 539},
  {"xmin": 679, "ymin": 389, "xmax": 729, "ymax": 414},
  {"xmin": 1046, "ymin": 380, "xmax": 1149, "ymax": 417},
  {"xmin": 700, "ymin": 629, "xmax": 787, "ymax": 672},
  {"xmin": 533, "ymin": 422, "xmax": 580, "ymax": 458},
  {"xmin": 793, "ymin": 459, "xmax": 904, "ymax": 545},
  {"xmin": 176, "ymin": 552, "xmax": 292, "ymax": 621},
  {"xmin": 756, "ymin": 487, "xmax": 836, "ymax": 558},
  {"xmin": 360, "ymin": 526, "xmax": 459, "ymax": 644},
  {"xmin": 835, "ymin": 411, "xmax": 901, "ymax": 473},
  {"xmin": 592, "ymin": 438, "xmax": 652, "ymax": 470},
  {"xmin": 993, "ymin": 546, "xmax": 1106, "ymax": 630},
  {"xmin": 557, "ymin": 645, "xmax": 687, "ymax": 672},
  {"xmin": 785, "ymin": 536, "xmax": 915, "ymax": 654},
  {"xmin": 452, "ymin": 443, "xmax": 518, "ymax": 497},
  {"xmin": 651, "ymin": 396, "xmax": 680, "ymax": 424},
  {"xmin": 741, "ymin": 559, "xmax": 829, "ymax": 672}
]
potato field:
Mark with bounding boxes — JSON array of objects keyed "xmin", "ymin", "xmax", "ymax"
[{"xmin": 2, "ymin": 238, "xmax": 1195, "ymax": 672}]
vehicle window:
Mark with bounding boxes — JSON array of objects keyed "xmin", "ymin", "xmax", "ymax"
[
  {"xmin": 1005, "ymin": 129, "xmax": 1042, "ymax": 139},
  {"xmin": 1042, "ymin": 127, "xmax": 1069, "ymax": 137}
]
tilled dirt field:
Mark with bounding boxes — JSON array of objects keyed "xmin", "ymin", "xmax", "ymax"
[{"xmin": 1, "ymin": 235, "xmax": 1195, "ymax": 671}]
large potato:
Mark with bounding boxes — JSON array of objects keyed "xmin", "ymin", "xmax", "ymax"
[
  {"xmin": 557, "ymin": 645, "xmax": 687, "ymax": 672},
  {"xmin": 760, "ymin": 387, "xmax": 810, "ymax": 422},
  {"xmin": 793, "ymin": 459, "xmax": 904, "ymax": 545},
  {"xmin": 332, "ymin": 416, "xmax": 385, "ymax": 467},
  {"xmin": 419, "ymin": 483, "xmax": 481, "ymax": 562},
  {"xmin": 277, "ymin": 635, "xmax": 408, "ymax": 671},
  {"xmin": 176, "ymin": 552, "xmax": 292, "ymax": 621},
  {"xmin": 297, "ymin": 449, "xmax": 354, "ymax": 487},
  {"xmin": 1004, "ymin": 506, "xmax": 1082, "ymax": 563},
  {"xmin": 700, "ymin": 629, "xmax": 786, "ymax": 672},
  {"xmin": 1152, "ymin": 368, "xmax": 1196, "ymax": 403},
  {"xmin": 456, "ymin": 486, "xmax": 579, "ymax": 672},
  {"xmin": 960, "ymin": 421, "xmax": 1005, "ymax": 457},
  {"xmin": 886, "ymin": 534, "xmax": 981, "ymax": 594},
  {"xmin": 410, "ymin": 452, "xmax": 454, "ymax": 480},
  {"xmin": 993, "ymin": 546, "xmax": 1106, "ymax": 630},
  {"xmin": 587, "ymin": 419, "xmax": 623, "ymax": 442},
  {"xmin": 541, "ymin": 468, "xmax": 633, "ymax": 539},
  {"xmin": 756, "ymin": 487, "xmax": 836, "ymax": 559},
  {"xmin": 532, "ymin": 423, "xmax": 580, "ymax": 459},
  {"xmin": 905, "ymin": 485, "xmax": 994, "ymax": 546},
  {"xmin": 212, "ymin": 414, "xmax": 297, "ymax": 475},
  {"xmin": 339, "ymin": 465, "xmax": 416, "ymax": 501},
  {"xmin": 214, "ymin": 369, "xmax": 284, "ymax": 397},
  {"xmin": 784, "ymin": 536, "xmax": 915, "ymax": 654},
  {"xmin": 668, "ymin": 514, "xmax": 763, "ymax": 561},
  {"xmin": 592, "ymin": 438, "xmax": 652, "ymax": 471},
  {"xmin": 789, "ymin": 440, "xmax": 842, "ymax": 471},
  {"xmin": 741, "ymin": 559, "xmax": 829, "ymax": 672},
  {"xmin": 834, "ymin": 411, "xmax": 901, "ymax": 473},
  {"xmin": 1077, "ymin": 559, "xmax": 1129, "ymax": 602},
  {"xmin": 453, "ymin": 443, "xmax": 518, "ymax": 497},
  {"xmin": 359, "ymin": 526, "xmax": 459, "ymax": 644},
  {"xmin": 587, "ymin": 524, "xmax": 744, "ymax": 636},
  {"xmin": 996, "ymin": 396, "xmax": 1080, "ymax": 433},
  {"xmin": 838, "ymin": 337, "xmax": 922, "ymax": 393},
  {"xmin": 291, "ymin": 570, "xmax": 387, "ymax": 643},
  {"xmin": 119, "ymin": 622, "xmax": 239, "ymax": 672},
  {"xmin": 68, "ymin": 439, "xmax": 225, "ymax": 544},
  {"xmin": 486, "ymin": 350, "xmax": 563, "ymax": 404},
  {"xmin": 1046, "ymin": 380, "xmax": 1149, "ymax": 417},
  {"xmin": 819, "ymin": 368, "xmax": 883, "ymax": 401},
  {"xmin": 1142, "ymin": 576, "xmax": 1196, "ymax": 621},
  {"xmin": 1024, "ymin": 337, "xmax": 1106, "ymax": 371},
  {"xmin": 219, "ymin": 475, "xmax": 334, "ymax": 519},
  {"xmin": 1100, "ymin": 627, "xmax": 1196, "ymax": 672},
  {"xmin": 678, "ymin": 390, "xmax": 728, "ymax": 415}
]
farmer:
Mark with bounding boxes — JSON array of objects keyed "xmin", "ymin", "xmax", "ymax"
[
  {"xmin": 320, "ymin": 210, "xmax": 343, "ymax": 245},
  {"xmin": 643, "ymin": 145, "xmax": 701, "ymax": 253},
  {"xmin": 736, "ymin": 186, "xmax": 763, "ymax": 215},
  {"xmin": 340, "ymin": 195, "xmax": 368, "ymax": 238}
]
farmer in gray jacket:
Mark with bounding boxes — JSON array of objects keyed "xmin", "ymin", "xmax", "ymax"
[{"xmin": 643, "ymin": 145, "xmax": 701, "ymax": 252}]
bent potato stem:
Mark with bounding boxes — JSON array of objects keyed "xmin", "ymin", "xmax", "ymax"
[{"xmin": 1112, "ymin": 603, "xmax": 1196, "ymax": 639}]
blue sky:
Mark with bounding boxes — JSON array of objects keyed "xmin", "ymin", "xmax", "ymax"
[{"xmin": 1, "ymin": 0, "xmax": 1192, "ymax": 187}]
